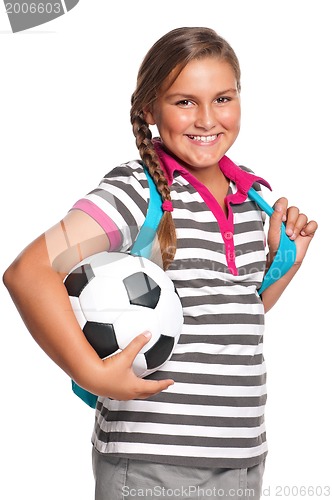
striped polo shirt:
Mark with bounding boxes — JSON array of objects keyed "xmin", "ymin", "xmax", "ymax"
[{"xmin": 72, "ymin": 143, "xmax": 272, "ymax": 468}]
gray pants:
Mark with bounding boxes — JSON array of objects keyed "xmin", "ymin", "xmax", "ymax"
[{"xmin": 92, "ymin": 447, "xmax": 265, "ymax": 500}]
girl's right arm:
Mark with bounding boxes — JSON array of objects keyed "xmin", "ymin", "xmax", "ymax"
[{"xmin": 3, "ymin": 209, "xmax": 174, "ymax": 400}]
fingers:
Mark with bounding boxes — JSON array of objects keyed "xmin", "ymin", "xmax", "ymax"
[
  {"xmin": 103, "ymin": 331, "xmax": 175, "ymax": 400},
  {"xmin": 267, "ymin": 197, "xmax": 288, "ymax": 254},
  {"xmin": 123, "ymin": 332, "xmax": 175, "ymax": 398},
  {"xmin": 300, "ymin": 219, "xmax": 318, "ymax": 237},
  {"xmin": 135, "ymin": 378, "xmax": 175, "ymax": 400},
  {"xmin": 273, "ymin": 197, "xmax": 288, "ymax": 223},
  {"xmin": 284, "ymin": 207, "xmax": 306, "ymax": 240},
  {"xmin": 272, "ymin": 198, "xmax": 318, "ymax": 240},
  {"xmin": 122, "ymin": 331, "xmax": 153, "ymax": 366}
]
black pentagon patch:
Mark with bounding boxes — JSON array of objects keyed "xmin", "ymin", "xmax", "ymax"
[
  {"xmin": 123, "ymin": 272, "xmax": 160, "ymax": 309},
  {"xmin": 83, "ymin": 322, "xmax": 119, "ymax": 359},
  {"xmin": 145, "ymin": 335, "xmax": 175, "ymax": 370},
  {"xmin": 64, "ymin": 264, "xmax": 95, "ymax": 297}
]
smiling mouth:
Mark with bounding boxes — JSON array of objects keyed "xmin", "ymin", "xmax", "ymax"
[{"xmin": 186, "ymin": 133, "xmax": 221, "ymax": 142}]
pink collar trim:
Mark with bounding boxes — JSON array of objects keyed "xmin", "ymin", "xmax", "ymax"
[{"xmin": 153, "ymin": 138, "xmax": 272, "ymax": 202}]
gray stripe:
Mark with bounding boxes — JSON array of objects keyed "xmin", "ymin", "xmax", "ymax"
[
  {"xmin": 237, "ymin": 261, "xmax": 266, "ymax": 278},
  {"xmin": 232, "ymin": 200, "xmax": 261, "ymax": 214},
  {"xmin": 170, "ymin": 352, "xmax": 264, "ymax": 365},
  {"xmin": 237, "ymin": 242, "xmax": 265, "ymax": 256},
  {"xmin": 180, "ymin": 293, "xmax": 261, "ymax": 307},
  {"xmin": 102, "ymin": 179, "xmax": 147, "ymax": 215},
  {"xmin": 234, "ymin": 220, "xmax": 264, "ymax": 234},
  {"xmin": 175, "ymin": 218, "xmax": 220, "ymax": 231},
  {"xmin": 172, "ymin": 258, "xmax": 265, "ymax": 275},
  {"xmin": 173, "ymin": 277, "xmax": 261, "ymax": 288},
  {"xmin": 148, "ymin": 371, "xmax": 266, "ymax": 386},
  {"xmin": 178, "ymin": 335, "xmax": 263, "ymax": 346},
  {"xmin": 176, "ymin": 238, "xmax": 224, "ymax": 252},
  {"xmin": 184, "ymin": 313, "xmax": 265, "ymax": 326},
  {"xmin": 104, "ymin": 164, "xmax": 145, "ymax": 179},
  {"xmin": 172, "ymin": 259, "xmax": 229, "ymax": 273},
  {"xmin": 173, "ymin": 199, "xmax": 211, "ymax": 213},
  {"xmin": 98, "ymin": 406, "xmax": 265, "ymax": 428},
  {"xmin": 95, "ymin": 429, "xmax": 266, "ymax": 449},
  {"xmin": 175, "ymin": 239, "xmax": 265, "ymax": 260},
  {"xmin": 171, "ymin": 180, "xmax": 200, "ymax": 195},
  {"xmin": 148, "ymin": 392, "xmax": 267, "ymax": 408}
]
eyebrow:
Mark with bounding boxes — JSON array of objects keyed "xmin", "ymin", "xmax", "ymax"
[{"xmin": 165, "ymin": 88, "xmax": 238, "ymax": 100}]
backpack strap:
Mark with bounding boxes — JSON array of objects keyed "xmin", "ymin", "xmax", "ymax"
[
  {"xmin": 248, "ymin": 187, "xmax": 296, "ymax": 294},
  {"xmin": 130, "ymin": 166, "xmax": 163, "ymax": 258}
]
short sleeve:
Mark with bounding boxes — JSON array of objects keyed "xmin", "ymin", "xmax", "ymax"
[{"xmin": 71, "ymin": 160, "xmax": 149, "ymax": 252}]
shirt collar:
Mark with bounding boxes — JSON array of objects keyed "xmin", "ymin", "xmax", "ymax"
[{"xmin": 153, "ymin": 138, "xmax": 272, "ymax": 203}]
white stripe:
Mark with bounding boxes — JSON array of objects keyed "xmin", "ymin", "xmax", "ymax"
[
  {"xmin": 171, "ymin": 189, "xmax": 203, "ymax": 203},
  {"xmin": 237, "ymin": 250, "xmax": 266, "ymax": 267},
  {"xmin": 175, "ymin": 247, "xmax": 227, "ymax": 264},
  {"xmin": 234, "ymin": 211, "xmax": 263, "ymax": 223},
  {"xmin": 173, "ymin": 247, "xmax": 266, "ymax": 271},
  {"xmin": 168, "ymin": 267, "xmax": 264, "ymax": 284},
  {"xmin": 235, "ymin": 230, "xmax": 265, "ymax": 245},
  {"xmin": 176, "ymin": 227, "xmax": 222, "ymax": 242},
  {"xmin": 176, "ymin": 284, "xmax": 257, "ymax": 298},
  {"xmin": 98, "ymin": 441, "xmax": 268, "ymax": 459},
  {"xmin": 182, "ymin": 302, "xmax": 264, "ymax": 317},
  {"xmin": 174, "ymin": 208, "xmax": 217, "ymax": 222},
  {"xmin": 165, "ymin": 382, "xmax": 267, "ymax": 398},
  {"xmin": 101, "ymin": 399, "xmax": 265, "ymax": 418},
  {"xmin": 168, "ymin": 268, "xmax": 233, "ymax": 282},
  {"xmin": 174, "ymin": 342, "xmax": 264, "ymax": 356},
  {"xmin": 180, "ymin": 323, "xmax": 265, "ymax": 335},
  {"xmin": 159, "ymin": 360, "xmax": 266, "ymax": 376}
]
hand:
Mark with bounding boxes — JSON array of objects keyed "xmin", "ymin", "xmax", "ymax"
[
  {"xmin": 267, "ymin": 197, "xmax": 318, "ymax": 265},
  {"xmin": 98, "ymin": 332, "xmax": 174, "ymax": 400}
]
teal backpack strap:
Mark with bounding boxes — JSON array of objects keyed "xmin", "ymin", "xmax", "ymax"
[
  {"xmin": 72, "ymin": 166, "xmax": 163, "ymax": 409},
  {"xmin": 130, "ymin": 166, "xmax": 163, "ymax": 258},
  {"xmin": 71, "ymin": 380, "xmax": 98, "ymax": 408},
  {"xmin": 248, "ymin": 187, "xmax": 296, "ymax": 295}
]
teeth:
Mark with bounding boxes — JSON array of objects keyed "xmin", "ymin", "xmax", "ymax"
[{"xmin": 188, "ymin": 134, "xmax": 218, "ymax": 142}]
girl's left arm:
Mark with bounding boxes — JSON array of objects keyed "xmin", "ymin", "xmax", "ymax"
[{"xmin": 261, "ymin": 197, "xmax": 318, "ymax": 312}]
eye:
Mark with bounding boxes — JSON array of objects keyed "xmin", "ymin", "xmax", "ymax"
[
  {"xmin": 176, "ymin": 99, "xmax": 194, "ymax": 108},
  {"xmin": 215, "ymin": 96, "xmax": 231, "ymax": 104}
]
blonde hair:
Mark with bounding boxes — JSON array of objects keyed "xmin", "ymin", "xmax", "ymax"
[{"xmin": 130, "ymin": 27, "xmax": 241, "ymax": 269}]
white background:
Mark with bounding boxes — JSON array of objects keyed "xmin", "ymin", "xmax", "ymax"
[{"xmin": 0, "ymin": 1, "xmax": 330, "ymax": 499}]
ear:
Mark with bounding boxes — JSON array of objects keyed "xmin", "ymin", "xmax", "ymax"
[{"xmin": 143, "ymin": 106, "xmax": 156, "ymax": 126}]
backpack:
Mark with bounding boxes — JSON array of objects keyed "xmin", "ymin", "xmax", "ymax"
[{"xmin": 71, "ymin": 166, "xmax": 296, "ymax": 408}]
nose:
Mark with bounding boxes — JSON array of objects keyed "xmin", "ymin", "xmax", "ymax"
[{"xmin": 194, "ymin": 104, "xmax": 216, "ymax": 131}]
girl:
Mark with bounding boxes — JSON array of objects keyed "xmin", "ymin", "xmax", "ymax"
[{"xmin": 3, "ymin": 27, "xmax": 317, "ymax": 499}]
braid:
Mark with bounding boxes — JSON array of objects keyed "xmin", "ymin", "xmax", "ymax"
[{"xmin": 131, "ymin": 111, "xmax": 177, "ymax": 270}]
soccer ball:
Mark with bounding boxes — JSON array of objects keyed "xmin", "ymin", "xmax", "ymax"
[{"xmin": 63, "ymin": 251, "xmax": 183, "ymax": 377}]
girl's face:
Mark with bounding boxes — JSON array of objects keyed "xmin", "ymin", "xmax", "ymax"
[{"xmin": 145, "ymin": 57, "xmax": 241, "ymax": 178}]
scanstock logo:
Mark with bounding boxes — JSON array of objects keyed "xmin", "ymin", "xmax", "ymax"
[{"xmin": 4, "ymin": 0, "xmax": 80, "ymax": 32}]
